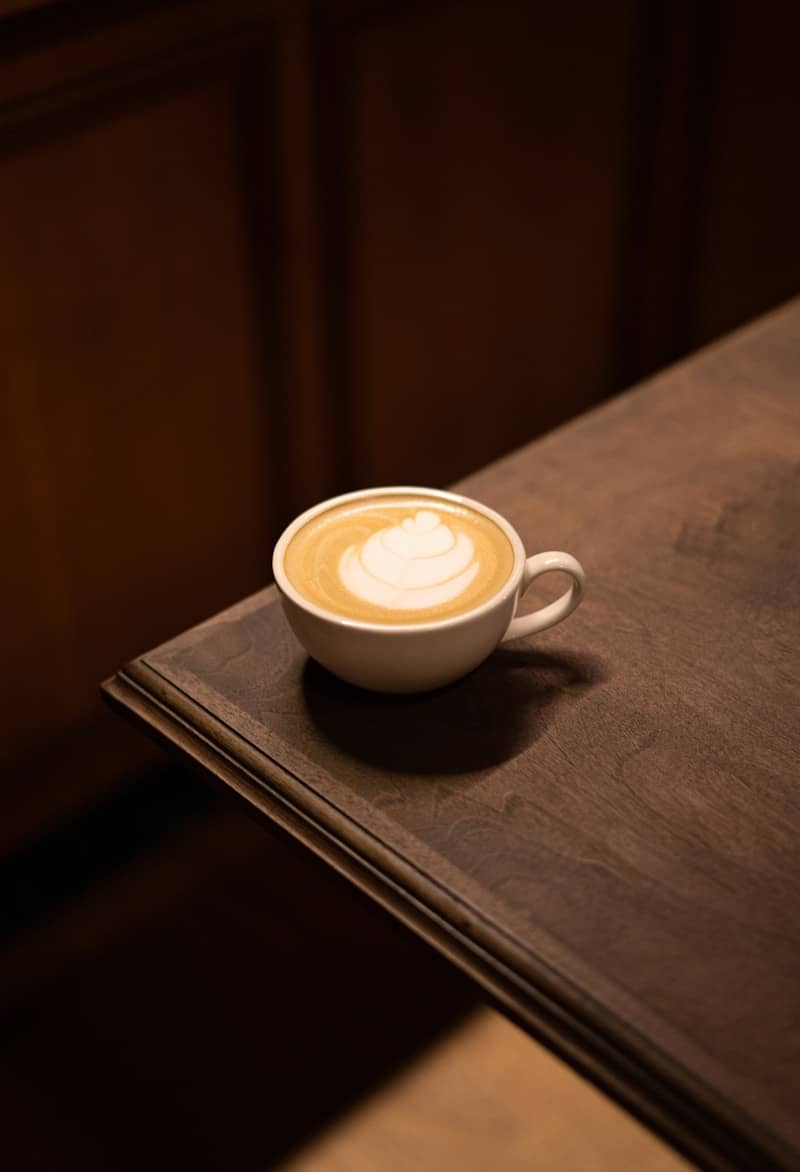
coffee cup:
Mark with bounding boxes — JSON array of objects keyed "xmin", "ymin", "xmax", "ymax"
[{"xmin": 272, "ymin": 486, "xmax": 585, "ymax": 693}]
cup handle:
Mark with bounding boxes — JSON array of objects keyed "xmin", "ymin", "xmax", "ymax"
[{"xmin": 501, "ymin": 552, "xmax": 586, "ymax": 643}]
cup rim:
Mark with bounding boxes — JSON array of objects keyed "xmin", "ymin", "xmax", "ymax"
[{"xmin": 272, "ymin": 485, "xmax": 526, "ymax": 634}]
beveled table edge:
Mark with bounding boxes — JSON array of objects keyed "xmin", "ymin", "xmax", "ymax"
[{"xmin": 102, "ymin": 660, "xmax": 796, "ymax": 1172}]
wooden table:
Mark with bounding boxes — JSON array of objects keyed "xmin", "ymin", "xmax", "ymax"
[{"xmin": 104, "ymin": 302, "xmax": 800, "ymax": 1172}]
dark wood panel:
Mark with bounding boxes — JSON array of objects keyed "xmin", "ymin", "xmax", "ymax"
[
  {"xmin": 314, "ymin": 0, "xmax": 638, "ymax": 489},
  {"xmin": 105, "ymin": 301, "xmax": 800, "ymax": 1172},
  {"xmin": 0, "ymin": 2, "xmax": 301, "ymax": 851},
  {"xmin": 614, "ymin": 3, "xmax": 719, "ymax": 382},
  {"xmin": 6, "ymin": 0, "xmax": 800, "ymax": 858},
  {"xmin": 689, "ymin": 2, "xmax": 800, "ymax": 344}
]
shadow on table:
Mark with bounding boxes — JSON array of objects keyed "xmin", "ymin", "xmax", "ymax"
[
  {"xmin": 0, "ymin": 768, "xmax": 479, "ymax": 1172},
  {"xmin": 302, "ymin": 646, "xmax": 607, "ymax": 775}
]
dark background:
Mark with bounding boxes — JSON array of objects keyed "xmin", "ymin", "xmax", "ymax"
[{"xmin": 1, "ymin": 1, "xmax": 798, "ymax": 1168}]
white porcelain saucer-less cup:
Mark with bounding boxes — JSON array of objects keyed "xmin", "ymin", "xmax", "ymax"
[{"xmin": 272, "ymin": 487, "xmax": 586, "ymax": 693}]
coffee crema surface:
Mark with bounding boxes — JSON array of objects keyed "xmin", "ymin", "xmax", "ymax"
[{"xmin": 284, "ymin": 494, "xmax": 515, "ymax": 624}]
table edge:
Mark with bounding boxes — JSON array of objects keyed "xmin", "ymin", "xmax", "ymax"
[{"xmin": 102, "ymin": 663, "xmax": 796, "ymax": 1172}]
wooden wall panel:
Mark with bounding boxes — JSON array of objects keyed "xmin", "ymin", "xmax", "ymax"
[
  {"xmin": 690, "ymin": 2, "xmax": 800, "ymax": 345},
  {"xmin": 2, "ymin": 0, "xmax": 799, "ymax": 853},
  {"xmin": 316, "ymin": 0, "xmax": 637, "ymax": 490},
  {"xmin": 0, "ymin": 5, "xmax": 297, "ymax": 851}
]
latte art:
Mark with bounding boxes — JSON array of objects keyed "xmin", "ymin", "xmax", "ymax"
[
  {"xmin": 283, "ymin": 494, "xmax": 515, "ymax": 625},
  {"xmin": 340, "ymin": 510, "xmax": 480, "ymax": 610}
]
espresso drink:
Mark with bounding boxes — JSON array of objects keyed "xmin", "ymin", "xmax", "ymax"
[{"xmin": 284, "ymin": 493, "xmax": 515, "ymax": 624}]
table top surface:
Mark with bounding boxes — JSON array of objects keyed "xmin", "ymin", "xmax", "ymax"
[{"xmin": 105, "ymin": 301, "xmax": 800, "ymax": 1172}]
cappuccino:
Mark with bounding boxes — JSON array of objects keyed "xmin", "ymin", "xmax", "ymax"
[{"xmin": 284, "ymin": 493, "xmax": 515, "ymax": 625}]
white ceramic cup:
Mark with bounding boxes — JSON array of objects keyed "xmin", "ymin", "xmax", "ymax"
[{"xmin": 272, "ymin": 486, "xmax": 586, "ymax": 693}]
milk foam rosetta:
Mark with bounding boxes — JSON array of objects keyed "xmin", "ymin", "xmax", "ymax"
[
  {"xmin": 340, "ymin": 509, "xmax": 480, "ymax": 610},
  {"xmin": 284, "ymin": 495, "xmax": 515, "ymax": 624}
]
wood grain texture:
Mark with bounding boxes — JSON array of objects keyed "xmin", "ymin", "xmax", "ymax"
[{"xmin": 104, "ymin": 303, "xmax": 800, "ymax": 1163}]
